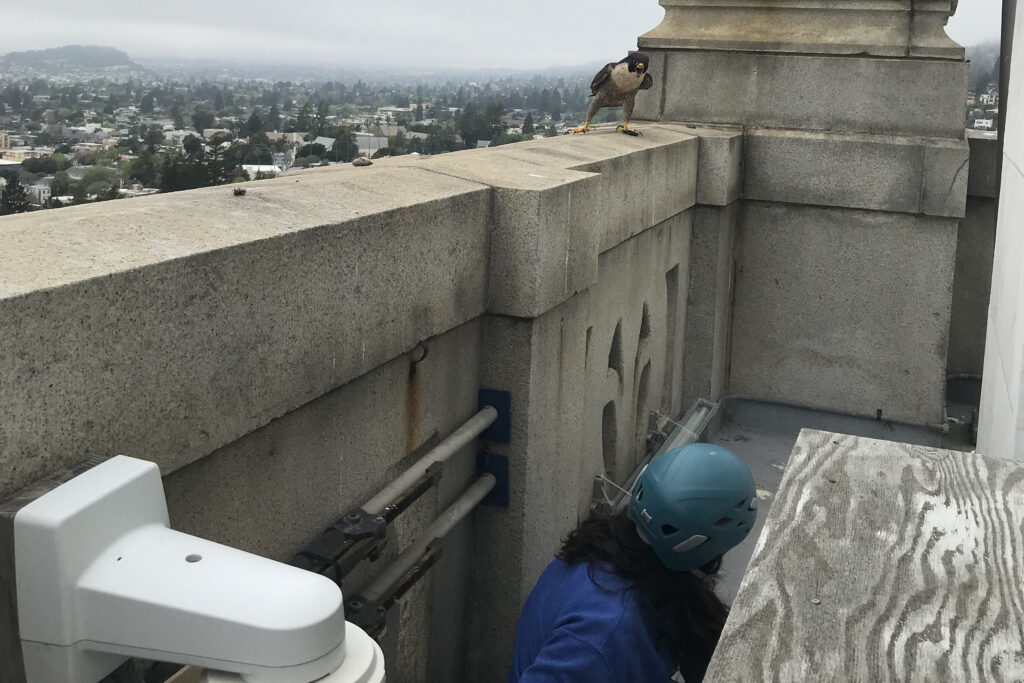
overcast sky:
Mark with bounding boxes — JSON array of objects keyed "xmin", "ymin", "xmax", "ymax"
[{"xmin": 0, "ymin": 1, "xmax": 1003, "ymax": 70}]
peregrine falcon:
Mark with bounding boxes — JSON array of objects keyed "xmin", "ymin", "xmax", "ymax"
[{"xmin": 571, "ymin": 52, "xmax": 653, "ymax": 136}]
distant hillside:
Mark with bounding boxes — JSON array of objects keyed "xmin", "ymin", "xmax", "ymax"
[{"xmin": 1, "ymin": 45, "xmax": 136, "ymax": 69}]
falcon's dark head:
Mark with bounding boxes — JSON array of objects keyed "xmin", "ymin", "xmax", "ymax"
[{"xmin": 624, "ymin": 52, "xmax": 650, "ymax": 75}]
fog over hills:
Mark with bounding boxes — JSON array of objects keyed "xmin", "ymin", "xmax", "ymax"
[{"xmin": 2, "ymin": 45, "xmax": 137, "ymax": 69}]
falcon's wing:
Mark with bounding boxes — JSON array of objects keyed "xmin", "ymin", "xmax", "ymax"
[
  {"xmin": 640, "ymin": 73, "xmax": 654, "ymax": 90},
  {"xmin": 590, "ymin": 63, "xmax": 615, "ymax": 96}
]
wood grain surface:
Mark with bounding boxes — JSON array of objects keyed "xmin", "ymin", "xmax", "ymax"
[{"xmin": 705, "ymin": 429, "xmax": 1024, "ymax": 682}]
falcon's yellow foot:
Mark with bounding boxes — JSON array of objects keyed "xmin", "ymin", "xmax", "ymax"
[
  {"xmin": 570, "ymin": 122, "xmax": 590, "ymax": 134},
  {"xmin": 617, "ymin": 123, "xmax": 641, "ymax": 137}
]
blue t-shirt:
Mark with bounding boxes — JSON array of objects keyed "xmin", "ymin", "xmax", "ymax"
[{"xmin": 509, "ymin": 558, "xmax": 675, "ymax": 683}]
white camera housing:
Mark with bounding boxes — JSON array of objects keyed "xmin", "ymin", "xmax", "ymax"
[{"xmin": 13, "ymin": 455, "xmax": 384, "ymax": 683}]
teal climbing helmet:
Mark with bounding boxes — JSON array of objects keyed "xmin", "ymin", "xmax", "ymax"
[{"xmin": 627, "ymin": 443, "xmax": 757, "ymax": 572}]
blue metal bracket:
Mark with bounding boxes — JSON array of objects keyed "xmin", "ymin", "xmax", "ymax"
[
  {"xmin": 476, "ymin": 452, "xmax": 509, "ymax": 508},
  {"xmin": 478, "ymin": 389, "xmax": 511, "ymax": 443}
]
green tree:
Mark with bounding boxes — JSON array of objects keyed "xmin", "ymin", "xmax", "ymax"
[
  {"xmin": 82, "ymin": 166, "xmax": 118, "ymax": 196},
  {"xmin": 170, "ymin": 102, "xmax": 185, "ymax": 130},
  {"xmin": 490, "ymin": 130, "xmax": 527, "ymax": 147},
  {"xmin": 522, "ymin": 112, "xmax": 535, "ymax": 135},
  {"xmin": 51, "ymin": 170, "xmax": 71, "ymax": 196},
  {"xmin": 128, "ymin": 149, "xmax": 157, "ymax": 186},
  {"xmin": 267, "ymin": 105, "xmax": 282, "ymax": 131},
  {"xmin": 246, "ymin": 111, "xmax": 264, "ymax": 137},
  {"xmin": 144, "ymin": 125, "xmax": 165, "ymax": 148},
  {"xmin": 389, "ymin": 130, "xmax": 408, "ymax": 156},
  {"xmin": 314, "ymin": 101, "xmax": 330, "ymax": 136},
  {"xmin": 1, "ymin": 174, "xmax": 31, "ymax": 214},
  {"xmin": 297, "ymin": 143, "xmax": 327, "ymax": 158},
  {"xmin": 330, "ymin": 131, "xmax": 359, "ymax": 162},
  {"xmin": 296, "ymin": 103, "xmax": 314, "ymax": 133},
  {"xmin": 425, "ymin": 122, "xmax": 459, "ymax": 154},
  {"xmin": 192, "ymin": 109, "xmax": 215, "ymax": 134},
  {"xmin": 183, "ymin": 134, "xmax": 203, "ymax": 156},
  {"xmin": 140, "ymin": 92, "xmax": 155, "ymax": 114},
  {"xmin": 98, "ymin": 184, "xmax": 121, "ymax": 201}
]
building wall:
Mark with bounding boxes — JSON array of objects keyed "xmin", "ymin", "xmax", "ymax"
[
  {"xmin": 0, "ymin": 128, "xmax": 701, "ymax": 683},
  {"xmin": 979, "ymin": 7, "xmax": 1024, "ymax": 461},
  {"xmin": 637, "ymin": 4, "xmax": 968, "ymax": 426},
  {"xmin": 948, "ymin": 131, "xmax": 999, "ymax": 378}
]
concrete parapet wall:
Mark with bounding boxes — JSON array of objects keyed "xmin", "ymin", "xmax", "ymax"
[
  {"xmin": 636, "ymin": 28, "xmax": 968, "ymax": 427},
  {"xmin": 743, "ymin": 129, "xmax": 968, "ymax": 218},
  {"xmin": 391, "ymin": 127, "xmax": 699, "ymax": 317},
  {"xmin": 967, "ymin": 130, "xmax": 1000, "ymax": 198},
  {"xmin": 948, "ymin": 132, "xmax": 1000, "ymax": 378},
  {"xmin": 470, "ymin": 211, "xmax": 692, "ymax": 681},
  {"xmin": 0, "ymin": 169, "xmax": 492, "ymax": 501},
  {"xmin": 165, "ymin": 319, "xmax": 483, "ymax": 683},
  {"xmin": 636, "ymin": 50, "xmax": 968, "ymax": 138},
  {"xmin": 730, "ymin": 202, "xmax": 957, "ymax": 425},
  {"xmin": 0, "ymin": 128, "xmax": 699, "ymax": 683},
  {"xmin": 640, "ymin": 0, "xmax": 963, "ymax": 59},
  {"xmin": 682, "ymin": 204, "xmax": 737, "ymax": 408}
]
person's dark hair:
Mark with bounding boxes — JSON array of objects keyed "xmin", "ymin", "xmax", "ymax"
[{"xmin": 558, "ymin": 512, "xmax": 729, "ymax": 681}]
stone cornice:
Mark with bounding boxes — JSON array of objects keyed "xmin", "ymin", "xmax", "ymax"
[{"xmin": 639, "ymin": 0, "xmax": 963, "ymax": 59}]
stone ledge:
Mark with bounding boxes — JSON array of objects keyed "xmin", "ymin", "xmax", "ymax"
[
  {"xmin": 637, "ymin": 50, "xmax": 968, "ymax": 138},
  {"xmin": 0, "ymin": 130, "xmax": 702, "ymax": 498},
  {"xmin": 393, "ymin": 151, "xmax": 603, "ymax": 319},
  {"xmin": 639, "ymin": 0, "xmax": 963, "ymax": 60},
  {"xmin": 0, "ymin": 167, "xmax": 492, "ymax": 499},
  {"xmin": 390, "ymin": 125, "xmax": 699, "ymax": 316},
  {"xmin": 967, "ymin": 130, "xmax": 999, "ymax": 198},
  {"xmin": 650, "ymin": 124, "xmax": 744, "ymax": 207},
  {"xmin": 743, "ymin": 129, "xmax": 968, "ymax": 217},
  {"xmin": 495, "ymin": 125, "xmax": 699, "ymax": 252}
]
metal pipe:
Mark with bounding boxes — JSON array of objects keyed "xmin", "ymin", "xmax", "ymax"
[
  {"xmin": 362, "ymin": 406, "xmax": 498, "ymax": 516},
  {"xmin": 358, "ymin": 474, "xmax": 496, "ymax": 605}
]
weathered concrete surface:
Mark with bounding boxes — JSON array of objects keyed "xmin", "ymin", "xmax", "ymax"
[
  {"xmin": 948, "ymin": 197, "xmax": 997, "ymax": 378},
  {"xmin": 389, "ymin": 126, "xmax": 699, "ymax": 317},
  {"xmin": 469, "ymin": 294, "xmax": 590, "ymax": 683},
  {"xmin": 967, "ymin": 130, "xmax": 1000, "ymax": 198},
  {"xmin": 0, "ymin": 168, "xmax": 491, "ymax": 501},
  {"xmin": 742, "ymin": 129, "xmax": 968, "ymax": 217},
  {"xmin": 0, "ymin": 128, "xmax": 700, "ymax": 683},
  {"xmin": 948, "ymin": 131, "xmax": 1000, "ymax": 379},
  {"xmin": 680, "ymin": 125, "xmax": 743, "ymax": 207},
  {"xmin": 164, "ymin": 319, "xmax": 482, "ymax": 683},
  {"xmin": 636, "ymin": 51, "xmax": 968, "ymax": 138},
  {"xmin": 580, "ymin": 212, "xmax": 692, "ymax": 491},
  {"xmin": 496, "ymin": 125, "xmax": 699, "ymax": 252},
  {"xmin": 979, "ymin": 9, "xmax": 1024, "ymax": 460},
  {"xmin": 640, "ymin": 0, "xmax": 963, "ymax": 59},
  {"xmin": 467, "ymin": 213, "xmax": 692, "ymax": 681},
  {"xmin": 395, "ymin": 151, "xmax": 603, "ymax": 319},
  {"xmin": 682, "ymin": 204, "xmax": 737, "ymax": 408},
  {"xmin": 729, "ymin": 202, "xmax": 957, "ymax": 426}
]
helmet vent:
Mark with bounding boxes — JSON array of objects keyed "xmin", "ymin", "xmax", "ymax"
[
  {"xmin": 714, "ymin": 517, "xmax": 733, "ymax": 527},
  {"xmin": 735, "ymin": 499, "xmax": 748, "ymax": 509},
  {"xmin": 636, "ymin": 485, "xmax": 643, "ymax": 501},
  {"xmin": 661, "ymin": 524, "xmax": 679, "ymax": 536}
]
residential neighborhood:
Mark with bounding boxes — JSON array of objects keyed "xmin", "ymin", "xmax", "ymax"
[{"xmin": 0, "ymin": 47, "xmax": 606, "ymax": 214}]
